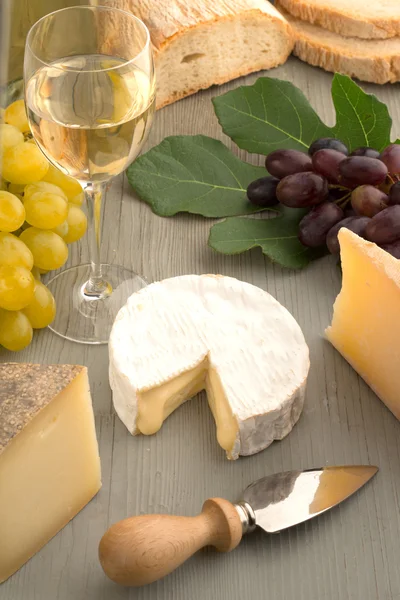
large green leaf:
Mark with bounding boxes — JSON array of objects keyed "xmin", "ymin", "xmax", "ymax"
[
  {"xmin": 212, "ymin": 77, "xmax": 331, "ymax": 154},
  {"xmin": 126, "ymin": 135, "xmax": 266, "ymax": 217},
  {"xmin": 208, "ymin": 207, "xmax": 324, "ymax": 270},
  {"xmin": 127, "ymin": 73, "xmax": 394, "ymax": 270},
  {"xmin": 331, "ymin": 74, "xmax": 391, "ymax": 151},
  {"xmin": 213, "ymin": 73, "xmax": 392, "ymax": 155}
]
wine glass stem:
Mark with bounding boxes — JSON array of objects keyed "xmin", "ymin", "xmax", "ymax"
[{"xmin": 83, "ymin": 181, "xmax": 110, "ymax": 298}]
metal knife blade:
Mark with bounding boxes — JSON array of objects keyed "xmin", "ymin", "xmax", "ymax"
[{"xmin": 235, "ymin": 465, "xmax": 378, "ymax": 534}]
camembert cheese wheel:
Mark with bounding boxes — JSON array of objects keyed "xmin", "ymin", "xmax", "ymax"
[{"xmin": 109, "ymin": 275, "xmax": 310, "ymax": 459}]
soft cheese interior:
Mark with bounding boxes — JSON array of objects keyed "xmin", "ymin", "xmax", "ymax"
[
  {"xmin": 137, "ymin": 361, "xmax": 207, "ymax": 435},
  {"xmin": 109, "ymin": 275, "xmax": 310, "ymax": 459},
  {"xmin": 136, "ymin": 359, "xmax": 239, "ymax": 454}
]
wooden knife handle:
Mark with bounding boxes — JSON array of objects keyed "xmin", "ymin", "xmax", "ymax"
[{"xmin": 98, "ymin": 498, "xmax": 243, "ymax": 587}]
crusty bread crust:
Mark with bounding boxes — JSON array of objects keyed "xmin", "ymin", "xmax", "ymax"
[
  {"xmin": 109, "ymin": 0, "xmax": 289, "ymax": 48},
  {"xmin": 99, "ymin": 0, "xmax": 293, "ymax": 108},
  {"xmin": 277, "ymin": 3, "xmax": 400, "ymax": 84},
  {"xmin": 277, "ymin": 0, "xmax": 400, "ymax": 40}
]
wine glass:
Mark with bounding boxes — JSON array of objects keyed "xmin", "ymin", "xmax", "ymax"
[{"xmin": 24, "ymin": 5, "xmax": 155, "ymax": 344}]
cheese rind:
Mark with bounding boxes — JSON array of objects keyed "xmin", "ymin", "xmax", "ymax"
[
  {"xmin": 109, "ymin": 275, "xmax": 310, "ymax": 459},
  {"xmin": 326, "ymin": 229, "xmax": 400, "ymax": 419},
  {"xmin": 0, "ymin": 364, "xmax": 101, "ymax": 583}
]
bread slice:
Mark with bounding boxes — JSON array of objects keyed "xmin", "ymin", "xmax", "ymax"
[
  {"xmin": 100, "ymin": 0, "xmax": 293, "ymax": 109},
  {"xmin": 276, "ymin": 4, "xmax": 400, "ymax": 85},
  {"xmin": 277, "ymin": 0, "xmax": 400, "ymax": 40}
]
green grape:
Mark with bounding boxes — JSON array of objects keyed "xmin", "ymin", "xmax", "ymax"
[
  {"xmin": 0, "ymin": 308, "xmax": 33, "ymax": 351},
  {"xmin": 0, "ymin": 124, "xmax": 24, "ymax": 151},
  {"xmin": 19, "ymin": 227, "xmax": 68, "ymax": 271},
  {"xmin": 52, "ymin": 220, "xmax": 69, "ymax": 238},
  {"xmin": 69, "ymin": 191, "xmax": 84, "ymax": 206},
  {"xmin": 2, "ymin": 142, "xmax": 49, "ymax": 184},
  {"xmin": 0, "ymin": 265, "xmax": 35, "ymax": 310},
  {"xmin": 31, "ymin": 266, "xmax": 41, "ymax": 280},
  {"xmin": 24, "ymin": 181, "xmax": 68, "ymax": 203},
  {"xmin": 22, "ymin": 281, "xmax": 56, "ymax": 329},
  {"xmin": 5, "ymin": 100, "xmax": 29, "ymax": 133},
  {"xmin": 63, "ymin": 205, "xmax": 87, "ymax": 243},
  {"xmin": 24, "ymin": 191, "xmax": 68, "ymax": 229},
  {"xmin": 0, "ymin": 232, "xmax": 34, "ymax": 269},
  {"xmin": 0, "ymin": 191, "xmax": 26, "ymax": 232},
  {"xmin": 42, "ymin": 164, "xmax": 82, "ymax": 200},
  {"xmin": 8, "ymin": 183, "xmax": 26, "ymax": 196}
]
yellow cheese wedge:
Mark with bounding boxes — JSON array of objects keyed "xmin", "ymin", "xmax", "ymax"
[
  {"xmin": 0, "ymin": 364, "xmax": 101, "ymax": 583},
  {"xmin": 326, "ymin": 229, "xmax": 400, "ymax": 419}
]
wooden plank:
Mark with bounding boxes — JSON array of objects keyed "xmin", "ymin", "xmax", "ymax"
[{"xmin": 2, "ymin": 56, "xmax": 400, "ymax": 600}]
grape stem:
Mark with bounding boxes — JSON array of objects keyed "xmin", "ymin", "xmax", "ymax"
[
  {"xmin": 332, "ymin": 191, "xmax": 352, "ymax": 207},
  {"xmin": 341, "ymin": 192, "xmax": 351, "ymax": 204},
  {"xmin": 329, "ymin": 184, "xmax": 349, "ymax": 191}
]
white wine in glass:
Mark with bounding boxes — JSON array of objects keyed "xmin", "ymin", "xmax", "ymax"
[{"xmin": 24, "ymin": 6, "xmax": 155, "ymax": 344}]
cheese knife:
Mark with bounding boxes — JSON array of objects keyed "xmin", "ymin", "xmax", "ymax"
[{"xmin": 99, "ymin": 465, "xmax": 378, "ymax": 586}]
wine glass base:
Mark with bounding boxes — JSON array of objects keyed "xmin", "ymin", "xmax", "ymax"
[{"xmin": 45, "ymin": 263, "xmax": 147, "ymax": 345}]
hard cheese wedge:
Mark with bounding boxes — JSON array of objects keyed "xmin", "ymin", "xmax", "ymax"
[
  {"xmin": 0, "ymin": 364, "xmax": 101, "ymax": 583},
  {"xmin": 326, "ymin": 229, "xmax": 400, "ymax": 419},
  {"xmin": 109, "ymin": 275, "xmax": 310, "ymax": 459}
]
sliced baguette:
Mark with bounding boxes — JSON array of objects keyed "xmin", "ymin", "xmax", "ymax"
[
  {"xmin": 100, "ymin": 0, "xmax": 293, "ymax": 108},
  {"xmin": 277, "ymin": 0, "xmax": 400, "ymax": 40},
  {"xmin": 276, "ymin": 4, "xmax": 400, "ymax": 84}
]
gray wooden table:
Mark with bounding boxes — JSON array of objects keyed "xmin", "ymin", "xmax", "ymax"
[{"xmin": 2, "ymin": 57, "xmax": 400, "ymax": 600}]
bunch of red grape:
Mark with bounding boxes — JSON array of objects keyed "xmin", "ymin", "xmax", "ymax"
[{"xmin": 246, "ymin": 137, "xmax": 400, "ymax": 259}]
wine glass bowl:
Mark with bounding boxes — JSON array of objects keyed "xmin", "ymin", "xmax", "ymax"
[{"xmin": 24, "ymin": 6, "xmax": 155, "ymax": 344}]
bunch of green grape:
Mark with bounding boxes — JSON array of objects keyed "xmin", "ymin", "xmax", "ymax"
[{"xmin": 0, "ymin": 100, "xmax": 88, "ymax": 352}]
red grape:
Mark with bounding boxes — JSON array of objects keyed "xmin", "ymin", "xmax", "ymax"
[
  {"xmin": 312, "ymin": 149, "xmax": 346, "ymax": 183},
  {"xmin": 309, "ymin": 138, "xmax": 348, "ymax": 157},
  {"xmin": 298, "ymin": 203, "xmax": 343, "ymax": 247},
  {"xmin": 365, "ymin": 205, "xmax": 400, "ymax": 244},
  {"xmin": 388, "ymin": 181, "xmax": 400, "ymax": 205},
  {"xmin": 380, "ymin": 240, "xmax": 400, "ymax": 259},
  {"xmin": 350, "ymin": 147, "xmax": 380, "ymax": 158},
  {"xmin": 247, "ymin": 176, "xmax": 279, "ymax": 207},
  {"xmin": 276, "ymin": 172, "xmax": 328, "ymax": 208},
  {"xmin": 344, "ymin": 207, "xmax": 357, "ymax": 218},
  {"xmin": 326, "ymin": 216, "xmax": 370, "ymax": 254},
  {"xmin": 380, "ymin": 144, "xmax": 400, "ymax": 174},
  {"xmin": 351, "ymin": 185, "xmax": 388, "ymax": 217},
  {"xmin": 265, "ymin": 149, "xmax": 312, "ymax": 179},
  {"xmin": 339, "ymin": 156, "xmax": 388, "ymax": 186}
]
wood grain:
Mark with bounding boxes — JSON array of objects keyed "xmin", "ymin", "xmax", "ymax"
[
  {"xmin": 2, "ymin": 56, "xmax": 400, "ymax": 599},
  {"xmin": 99, "ymin": 498, "xmax": 243, "ymax": 586}
]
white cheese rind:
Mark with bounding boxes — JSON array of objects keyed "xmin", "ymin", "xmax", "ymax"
[{"xmin": 109, "ymin": 275, "xmax": 309, "ymax": 459}]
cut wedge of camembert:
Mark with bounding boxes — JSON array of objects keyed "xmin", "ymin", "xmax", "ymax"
[{"xmin": 109, "ymin": 275, "xmax": 310, "ymax": 459}]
